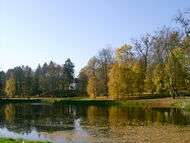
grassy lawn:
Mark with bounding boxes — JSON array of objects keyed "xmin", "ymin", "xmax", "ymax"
[{"xmin": 0, "ymin": 138, "xmax": 50, "ymax": 143}]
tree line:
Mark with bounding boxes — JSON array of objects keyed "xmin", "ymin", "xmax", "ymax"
[
  {"xmin": 0, "ymin": 59, "xmax": 75, "ymax": 97},
  {"xmin": 79, "ymin": 9, "xmax": 190, "ymax": 99},
  {"xmin": 0, "ymin": 8, "xmax": 189, "ymax": 99}
]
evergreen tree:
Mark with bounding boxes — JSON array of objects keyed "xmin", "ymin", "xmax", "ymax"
[{"xmin": 63, "ymin": 58, "xmax": 75, "ymax": 90}]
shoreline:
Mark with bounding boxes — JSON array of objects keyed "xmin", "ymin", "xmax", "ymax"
[
  {"xmin": 0, "ymin": 137, "xmax": 50, "ymax": 143},
  {"xmin": 1, "ymin": 97, "xmax": 189, "ymax": 109}
]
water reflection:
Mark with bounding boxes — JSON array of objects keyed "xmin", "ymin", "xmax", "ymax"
[
  {"xmin": 0, "ymin": 103, "xmax": 190, "ymax": 142},
  {"xmin": 0, "ymin": 127, "xmax": 51, "ymax": 141},
  {"xmin": 5, "ymin": 104, "xmax": 15, "ymax": 123}
]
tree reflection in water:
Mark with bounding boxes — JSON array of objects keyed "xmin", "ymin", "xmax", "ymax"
[{"xmin": 0, "ymin": 103, "xmax": 190, "ymax": 142}]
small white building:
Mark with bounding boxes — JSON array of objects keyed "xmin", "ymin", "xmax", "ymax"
[{"xmin": 69, "ymin": 82, "xmax": 80, "ymax": 90}]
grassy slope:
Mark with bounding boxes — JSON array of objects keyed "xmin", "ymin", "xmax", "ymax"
[{"xmin": 0, "ymin": 138, "xmax": 50, "ymax": 143}]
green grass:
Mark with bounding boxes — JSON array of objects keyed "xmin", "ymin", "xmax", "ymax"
[
  {"xmin": 0, "ymin": 138, "xmax": 50, "ymax": 143},
  {"xmin": 172, "ymin": 99, "xmax": 190, "ymax": 111}
]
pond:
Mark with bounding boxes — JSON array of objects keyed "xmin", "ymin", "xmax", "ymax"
[{"xmin": 0, "ymin": 103, "xmax": 190, "ymax": 143}]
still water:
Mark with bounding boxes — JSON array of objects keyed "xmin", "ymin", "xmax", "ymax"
[{"xmin": 0, "ymin": 103, "xmax": 190, "ymax": 143}]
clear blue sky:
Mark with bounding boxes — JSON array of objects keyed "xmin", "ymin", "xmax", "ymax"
[{"xmin": 0, "ymin": 0, "xmax": 189, "ymax": 75}]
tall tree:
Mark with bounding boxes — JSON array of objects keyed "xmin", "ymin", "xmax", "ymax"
[
  {"xmin": 39, "ymin": 63, "xmax": 48, "ymax": 95},
  {"xmin": 78, "ymin": 67, "xmax": 88, "ymax": 92},
  {"xmin": 63, "ymin": 58, "xmax": 75, "ymax": 90},
  {"xmin": 47, "ymin": 61, "xmax": 56, "ymax": 96},
  {"xmin": 87, "ymin": 57, "xmax": 99, "ymax": 77},
  {"xmin": 108, "ymin": 45, "xmax": 135, "ymax": 99},
  {"xmin": 153, "ymin": 64, "xmax": 166, "ymax": 94},
  {"xmin": 132, "ymin": 33, "xmax": 152, "ymax": 73},
  {"xmin": 21, "ymin": 66, "xmax": 32, "ymax": 97},
  {"xmin": 152, "ymin": 27, "xmax": 181, "ymax": 98},
  {"xmin": 97, "ymin": 47, "xmax": 114, "ymax": 97},
  {"xmin": 31, "ymin": 64, "xmax": 41, "ymax": 96},
  {"xmin": 144, "ymin": 64, "xmax": 155, "ymax": 94},
  {"xmin": 0, "ymin": 71, "xmax": 6, "ymax": 97},
  {"xmin": 5, "ymin": 73, "xmax": 16, "ymax": 97},
  {"xmin": 87, "ymin": 76, "xmax": 98, "ymax": 99},
  {"xmin": 175, "ymin": 9, "xmax": 190, "ymax": 37}
]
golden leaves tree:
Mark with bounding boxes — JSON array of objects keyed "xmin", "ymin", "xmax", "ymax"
[
  {"xmin": 108, "ymin": 45, "xmax": 134, "ymax": 99},
  {"xmin": 5, "ymin": 74, "xmax": 16, "ymax": 97},
  {"xmin": 153, "ymin": 64, "xmax": 166, "ymax": 94},
  {"xmin": 108, "ymin": 63, "xmax": 121, "ymax": 99},
  {"xmin": 87, "ymin": 76, "xmax": 98, "ymax": 99}
]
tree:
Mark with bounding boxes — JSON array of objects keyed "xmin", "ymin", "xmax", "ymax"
[
  {"xmin": 47, "ymin": 61, "xmax": 57, "ymax": 96},
  {"xmin": 78, "ymin": 67, "xmax": 88, "ymax": 92},
  {"xmin": 85, "ymin": 57, "xmax": 103, "ymax": 97},
  {"xmin": 55, "ymin": 65, "xmax": 63, "ymax": 95},
  {"xmin": 63, "ymin": 58, "xmax": 75, "ymax": 90},
  {"xmin": 87, "ymin": 57, "xmax": 99, "ymax": 77},
  {"xmin": 9, "ymin": 67, "xmax": 23, "ymax": 96},
  {"xmin": 21, "ymin": 66, "xmax": 32, "ymax": 97},
  {"xmin": 31, "ymin": 64, "xmax": 41, "ymax": 96},
  {"xmin": 144, "ymin": 64, "xmax": 155, "ymax": 94},
  {"xmin": 39, "ymin": 63, "xmax": 48, "ymax": 96},
  {"xmin": 87, "ymin": 76, "xmax": 98, "ymax": 99},
  {"xmin": 173, "ymin": 47, "xmax": 190, "ymax": 91},
  {"xmin": 97, "ymin": 47, "xmax": 114, "ymax": 97},
  {"xmin": 0, "ymin": 71, "xmax": 6, "ymax": 96},
  {"xmin": 175, "ymin": 9, "xmax": 190, "ymax": 37},
  {"xmin": 108, "ymin": 62, "xmax": 134, "ymax": 99},
  {"xmin": 108, "ymin": 45, "xmax": 135, "ymax": 99},
  {"xmin": 132, "ymin": 62, "xmax": 144, "ymax": 97},
  {"xmin": 165, "ymin": 48, "xmax": 189, "ymax": 98},
  {"xmin": 115, "ymin": 44, "xmax": 134, "ymax": 65},
  {"xmin": 5, "ymin": 73, "xmax": 16, "ymax": 97},
  {"xmin": 153, "ymin": 64, "xmax": 165, "ymax": 94},
  {"xmin": 151, "ymin": 27, "xmax": 182, "ymax": 97},
  {"xmin": 132, "ymin": 33, "xmax": 152, "ymax": 73},
  {"xmin": 108, "ymin": 63, "xmax": 122, "ymax": 99}
]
